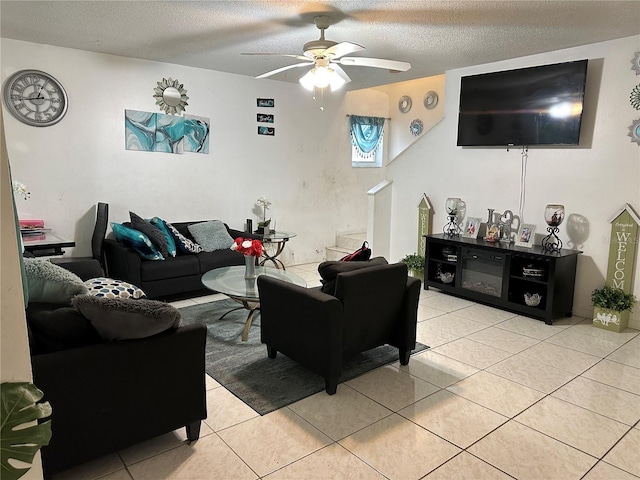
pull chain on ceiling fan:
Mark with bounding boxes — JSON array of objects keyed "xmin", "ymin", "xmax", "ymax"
[{"xmin": 242, "ymin": 15, "xmax": 411, "ymax": 91}]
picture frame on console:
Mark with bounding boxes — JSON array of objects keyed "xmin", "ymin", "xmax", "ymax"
[
  {"xmin": 462, "ymin": 217, "xmax": 482, "ymax": 239},
  {"xmin": 516, "ymin": 223, "xmax": 536, "ymax": 248}
]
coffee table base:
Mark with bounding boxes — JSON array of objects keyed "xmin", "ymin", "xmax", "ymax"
[{"xmin": 219, "ymin": 299, "xmax": 259, "ymax": 341}]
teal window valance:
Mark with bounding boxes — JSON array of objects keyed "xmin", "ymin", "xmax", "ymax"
[{"xmin": 349, "ymin": 115, "xmax": 385, "ymax": 159}]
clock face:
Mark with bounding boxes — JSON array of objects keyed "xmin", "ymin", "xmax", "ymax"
[{"xmin": 2, "ymin": 70, "xmax": 68, "ymax": 127}]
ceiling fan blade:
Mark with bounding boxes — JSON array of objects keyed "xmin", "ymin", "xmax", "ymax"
[
  {"xmin": 323, "ymin": 41, "xmax": 365, "ymax": 59},
  {"xmin": 331, "ymin": 64, "xmax": 352, "ymax": 84},
  {"xmin": 242, "ymin": 53, "xmax": 309, "ymax": 61},
  {"xmin": 337, "ymin": 57, "xmax": 411, "ymax": 72},
  {"xmin": 255, "ymin": 62, "xmax": 312, "ymax": 79}
]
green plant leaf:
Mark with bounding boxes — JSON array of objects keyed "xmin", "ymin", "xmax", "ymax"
[{"xmin": 1, "ymin": 382, "xmax": 52, "ymax": 480}]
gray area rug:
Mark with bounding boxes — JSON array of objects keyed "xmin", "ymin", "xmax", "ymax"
[{"xmin": 179, "ymin": 299, "xmax": 429, "ymax": 415}]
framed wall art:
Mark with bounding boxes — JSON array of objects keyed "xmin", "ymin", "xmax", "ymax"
[
  {"xmin": 516, "ymin": 223, "xmax": 536, "ymax": 248},
  {"xmin": 462, "ymin": 217, "xmax": 482, "ymax": 239}
]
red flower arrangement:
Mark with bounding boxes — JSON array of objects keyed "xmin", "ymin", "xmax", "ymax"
[{"xmin": 231, "ymin": 237, "xmax": 263, "ymax": 257}]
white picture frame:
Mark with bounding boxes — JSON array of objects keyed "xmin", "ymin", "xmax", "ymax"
[
  {"xmin": 516, "ymin": 223, "xmax": 536, "ymax": 248},
  {"xmin": 462, "ymin": 217, "xmax": 482, "ymax": 239}
]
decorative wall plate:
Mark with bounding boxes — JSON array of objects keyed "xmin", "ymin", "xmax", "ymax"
[
  {"xmin": 398, "ymin": 95, "xmax": 412, "ymax": 113},
  {"xmin": 409, "ymin": 118, "xmax": 424, "ymax": 136},
  {"xmin": 632, "ymin": 52, "xmax": 640, "ymax": 75},
  {"xmin": 630, "ymin": 85, "xmax": 640, "ymax": 110},
  {"xmin": 424, "ymin": 91, "xmax": 439, "ymax": 109},
  {"xmin": 628, "ymin": 118, "xmax": 640, "ymax": 146}
]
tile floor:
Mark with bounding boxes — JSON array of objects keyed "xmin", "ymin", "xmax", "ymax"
[{"xmin": 52, "ymin": 263, "xmax": 640, "ymax": 480}]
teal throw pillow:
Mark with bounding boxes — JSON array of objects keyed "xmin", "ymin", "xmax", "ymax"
[
  {"xmin": 165, "ymin": 221, "xmax": 203, "ymax": 254},
  {"xmin": 23, "ymin": 257, "xmax": 89, "ymax": 304},
  {"xmin": 111, "ymin": 222, "xmax": 164, "ymax": 260},
  {"xmin": 149, "ymin": 217, "xmax": 177, "ymax": 257},
  {"xmin": 187, "ymin": 220, "xmax": 234, "ymax": 252},
  {"xmin": 130, "ymin": 211, "xmax": 169, "ymax": 259}
]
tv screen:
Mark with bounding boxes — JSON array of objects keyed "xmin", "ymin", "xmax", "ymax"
[{"xmin": 457, "ymin": 59, "xmax": 588, "ymax": 147}]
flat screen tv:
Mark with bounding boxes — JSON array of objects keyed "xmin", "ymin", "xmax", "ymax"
[{"xmin": 457, "ymin": 59, "xmax": 588, "ymax": 147}]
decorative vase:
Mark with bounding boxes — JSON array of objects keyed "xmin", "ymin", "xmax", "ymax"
[{"xmin": 244, "ymin": 255, "xmax": 257, "ymax": 279}]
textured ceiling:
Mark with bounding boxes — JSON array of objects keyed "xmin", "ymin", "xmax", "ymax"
[{"xmin": 1, "ymin": 1, "xmax": 639, "ymax": 90}]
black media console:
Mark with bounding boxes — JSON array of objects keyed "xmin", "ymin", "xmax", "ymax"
[{"xmin": 424, "ymin": 234, "xmax": 581, "ymax": 325}]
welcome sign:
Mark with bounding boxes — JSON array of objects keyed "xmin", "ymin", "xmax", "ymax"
[
  {"xmin": 418, "ymin": 194, "xmax": 432, "ymax": 254},
  {"xmin": 606, "ymin": 204, "xmax": 639, "ymax": 294}
]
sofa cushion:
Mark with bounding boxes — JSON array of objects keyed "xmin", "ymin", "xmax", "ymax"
[
  {"xmin": 24, "ymin": 257, "xmax": 89, "ymax": 305},
  {"xmin": 197, "ymin": 249, "xmax": 245, "ymax": 273},
  {"xmin": 130, "ymin": 211, "xmax": 169, "ymax": 259},
  {"xmin": 140, "ymin": 254, "xmax": 200, "ymax": 282},
  {"xmin": 72, "ymin": 295, "xmax": 183, "ymax": 341},
  {"xmin": 149, "ymin": 217, "xmax": 177, "ymax": 257},
  {"xmin": 165, "ymin": 221, "xmax": 203, "ymax": 254},
  {"xmin": 187, "ymin": 220, "xmax": 234, "ymax": 252},
  {"xmin": 85, "ymin": 277, "xmax": 146, "ymax": 300},
  {"xmin": 318, "ymin": 257, "xmax": 389, "ymax": 295},
  {"xmin": 27, "ymin": 303, "xmax": 102, "ymax": 353},
  {"xmin": 111, "ymin": 222, "xmax": 164, "ymax": 260}
]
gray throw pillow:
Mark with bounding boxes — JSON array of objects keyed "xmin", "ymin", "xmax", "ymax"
[
  {"xmin": 130, "ymin": 211, "xmax": 169, "ymax": 259},
  {"xmin": 72, "ymin": 295, "xmax": 183, "ymax": 341},
  {"xmin": 24, "ymin": 257, "xmax": 89, "ymax": 304},
  {"xmin": 188, "ymin": 220, "xmax": 235, "ymax": 252}
]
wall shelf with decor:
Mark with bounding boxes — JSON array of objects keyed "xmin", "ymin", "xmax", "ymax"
[{"xmin": 423, "ymin": 234, "xmax": 581, "ymax": 324}]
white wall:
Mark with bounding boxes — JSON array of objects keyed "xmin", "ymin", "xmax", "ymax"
[
  {"xmin": 1, "ymin": 38, "xmax": 370, "ymax": 266},
  {"xmin": 387, "ymin": 35, "xmax": 640, "ymax": 327},
  {"xmin": 2, "ymin": 35, "xmax": 639, "ymax": 328}
]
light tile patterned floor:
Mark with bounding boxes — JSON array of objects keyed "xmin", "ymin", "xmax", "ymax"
[{"xmin": 52, "ymin": 263, "xmax": 640, "ymax": 480}]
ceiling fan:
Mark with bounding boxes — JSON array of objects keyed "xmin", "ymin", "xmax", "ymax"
[{"xmin": 242, "ymin": 15, "xmax": 411, "ymax": 91}]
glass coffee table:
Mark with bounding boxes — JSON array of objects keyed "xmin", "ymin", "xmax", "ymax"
[{"xmin": 201, "ymin": 265, "xmax": 306, "ymax": 341}]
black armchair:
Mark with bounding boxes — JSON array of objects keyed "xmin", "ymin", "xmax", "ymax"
[{"xmin": 257, "ymin": 262, "xmax": 421, "ymax": 394}]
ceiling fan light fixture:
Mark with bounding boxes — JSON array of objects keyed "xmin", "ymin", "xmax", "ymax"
[
  {"xmin": 299, "ymin": 65, "xmax": 346, "ymax": 91},
  {"xmin": 299, "ymin": 69, "xmax": 316, "ymax": 91}
]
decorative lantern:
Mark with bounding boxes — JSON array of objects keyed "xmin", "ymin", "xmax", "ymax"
[
  {"xmin": 541, "ymin": 204, "xmax": 565, "ymax": 252},
  {"xmin": 443, "ymin": 198, "xmax": 465, "ymax": 236}
]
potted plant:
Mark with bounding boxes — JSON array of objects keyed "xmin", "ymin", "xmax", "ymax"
[
  {"xmin": 591, "ymin": 286, "xmax": 637, "ymax": 332},
  {"xmin": 1, "ymin": 382, "xmax": 52, "ymax": 480},
  {"xmin": 401, "ymin": 253, "xmax": 425, "ymax": 280}
]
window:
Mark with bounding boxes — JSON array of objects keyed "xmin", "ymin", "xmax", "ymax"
[{"xmin": 350, "ymin": 115, "xmax": 385, "ymax": 168}]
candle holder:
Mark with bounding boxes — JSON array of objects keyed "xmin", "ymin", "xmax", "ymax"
[{"xmin": 541, "ymin": 204, "xmax": 565, "ymax": 252}]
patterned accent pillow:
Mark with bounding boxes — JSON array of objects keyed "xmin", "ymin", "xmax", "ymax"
[
  {"xmin": 84, "ymin": 277, "xmax": 146, "ymax": 300},
  {"xmin": 187, "ymin": 220, "xmax": 234, "ymax": 252},
  {"xmin": 23, "ymin": 257, "xmax": 89, "ymax": 304},
  {"xmin": 149, "ymin": 216, "xmax": 177, "ymax": 257},
  {"xmin": 165, "ymin": 221, "xmax": 203, "ymax": 253},
  {"xmin": 130, "ymin": 211, "xmax": 169, "ymax": 259},
  {"xmin": 111, "ymin": 222, "xmax": 164, "ymax": 260}
]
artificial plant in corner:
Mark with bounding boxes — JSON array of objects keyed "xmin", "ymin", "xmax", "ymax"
[
  {"xmin": 401, "ymin": 253, "xmax": 425, "ymax": 280},
  {"xmin": 591, "ymin": 286, "xmax": 637, "ymax": 332},
  {"xmin": 1, "ymin": 382, "xmax": 52, "ymax": 480}
]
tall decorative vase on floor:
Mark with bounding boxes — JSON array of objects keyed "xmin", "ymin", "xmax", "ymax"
[{"xmin": 244, "ymin": 255, "xmax": 256, "ymax": 279}]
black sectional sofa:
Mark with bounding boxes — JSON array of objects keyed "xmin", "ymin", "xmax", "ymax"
[
  {"xmin": 104, "ymin": 221, "xmax": 250, "ymax": 300},
  {"xmin": 26, "ymin": 261, "xmax": 207, "ymax": 476}
]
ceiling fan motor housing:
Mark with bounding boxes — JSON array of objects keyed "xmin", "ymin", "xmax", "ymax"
[{"xmin": 303, "ymin": 39, "xmax": 337, "ymax": 58}]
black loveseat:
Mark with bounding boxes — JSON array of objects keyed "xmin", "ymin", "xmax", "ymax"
[
  {"xmin": 26, "ymin": 261, "xmax": 207, "ymax": 475},
  {"xmin": 104, "ymin": 221, "xmax": 249, "ymax": 300}
]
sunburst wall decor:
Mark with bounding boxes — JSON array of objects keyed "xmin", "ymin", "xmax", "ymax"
[
  {"xmin": 630, "ymin": 85, "xmax": 640, "ymax": 110},
  {"xmin": 628, "ymin": 119, "xmax": 640, "ymax": 146},
  {"xmin": 153, "ymin": 78, "xmax": 189, "ymax": 115}
]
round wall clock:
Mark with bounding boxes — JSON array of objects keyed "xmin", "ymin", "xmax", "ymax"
[
  {"xmin": 398, "ymin": 95, "xmax": 412, "ymax": 113},
  {"xmin": 2, "ymin": 70, "xmax": 68, "ymax": 127}
]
